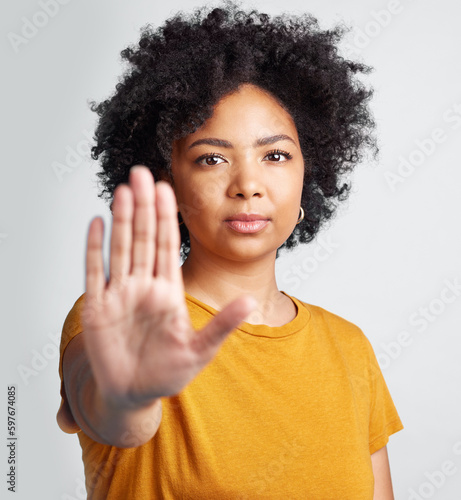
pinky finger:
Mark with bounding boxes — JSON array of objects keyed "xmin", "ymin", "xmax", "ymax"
[{"xmin": 85, "ymin": 217, "xmax": 106, "ymax": 301}]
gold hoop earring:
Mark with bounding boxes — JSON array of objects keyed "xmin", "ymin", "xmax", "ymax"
[{"xmin": 296, "ymin": 207, "xmax": 304, "ymax": 224}]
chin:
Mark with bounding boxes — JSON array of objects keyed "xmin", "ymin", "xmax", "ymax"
[{"xmin": 217, "ymin": 241, "xmax": 280, "ymax": 262}]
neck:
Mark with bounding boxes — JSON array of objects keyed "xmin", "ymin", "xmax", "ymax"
[{"xmin": 181, "ymin": 245, "xmax": 294, "ymax": 326}]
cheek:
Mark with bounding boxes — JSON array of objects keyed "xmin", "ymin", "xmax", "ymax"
[
  {"xmin": 273, "ymin": 171, "xmax": 304, "ymax": 230},
  {"xmin": 292, "ymin": 167, "xmax": 305, "ymax": 202},
  {"xmin": 176, "ymin": 177, "xmax": 225, "ymax": 227},
  {"xmin": 196, "ymin": 170, "xmax": 232, "ymax": 204},
  {"xmin": 196, "ymin": 177, "xmax": 225, "ymax": 207},
  {"xmin": 273, "ymin": 169, "xmax": 304, "ymax": 204}
]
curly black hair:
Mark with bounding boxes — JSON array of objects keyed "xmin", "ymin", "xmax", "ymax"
[{"xmin": 90, "ymin": 1, "xmax": 377, "ymax": 260}]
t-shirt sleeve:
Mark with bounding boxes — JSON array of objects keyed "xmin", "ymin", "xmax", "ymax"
[
  {"xmin": 56, "ymin": 293, "xmax": 86, "ymax": 434},
  {"xmin": 364, "ymin": 336, "xmax": 404, "ymax": 454}
]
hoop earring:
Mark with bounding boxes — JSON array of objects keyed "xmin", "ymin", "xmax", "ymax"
[
  {"xmin": 178, "ymin": 212, "xmax": 184, "ymax": 226},
  {"xmin": 296, "ymin": 207, "xmax": 304, "ymax": 224}
]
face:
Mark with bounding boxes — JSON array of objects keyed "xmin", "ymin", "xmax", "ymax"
[{"xmin": 171, "ymin": 84, "xmax": 305, "ymax": 263}]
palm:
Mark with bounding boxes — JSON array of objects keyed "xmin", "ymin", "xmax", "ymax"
[{"xmin": 82, "ymin": 166, "xmax": 254, "ymax": 409}]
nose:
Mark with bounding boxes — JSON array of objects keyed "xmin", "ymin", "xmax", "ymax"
[{"xmin": 226, "ymin": 159, "xmax": 265, "ymax": 199}]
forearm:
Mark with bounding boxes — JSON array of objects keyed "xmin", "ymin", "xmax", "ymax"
[
  {"xmin": 63, "ymin": 335, "xmax": 162, "ymax": 448},
  {"xmin": 77, "ymin": 363, "xmax": 162, "ymax": 447},
  {"xmin": 371, "ymin": 446, "xmax": 395, "ymax": 499}
]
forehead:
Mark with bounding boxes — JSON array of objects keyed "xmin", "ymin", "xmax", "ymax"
[{"xmin": 182, "ymin": 84, "xmax": 299, "ymax": 147}]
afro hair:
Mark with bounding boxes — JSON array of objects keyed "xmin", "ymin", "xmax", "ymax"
[{"xmin": 90, "ymin": 1, "xmax": 377, "ymax": 259}]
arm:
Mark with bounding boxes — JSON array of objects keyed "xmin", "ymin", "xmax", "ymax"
[
  {"xmin": 62, "ymin": 332, "xmax": 162, "ymax": 448},
  {"xmin": 64, "ymin": 166, "xmax": 255, "ymax": 449},
  {"xmin": 371, "ymin": 446, "xmax": 394, "ymax": 500}
]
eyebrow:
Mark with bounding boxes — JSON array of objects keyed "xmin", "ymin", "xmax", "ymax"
[{"xmin": 187, "ymin": 134, "xmax": 296, "ymax": 150}]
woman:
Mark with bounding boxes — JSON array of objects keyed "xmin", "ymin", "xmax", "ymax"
[{"xmin": 57, "ymin": 3, "xmax": 403, "ymax": 498}]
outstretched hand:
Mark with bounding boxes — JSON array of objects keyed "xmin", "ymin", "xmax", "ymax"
[{"xmin": 81, "ymin": 166, "xmax": 256, "ymax": 410}]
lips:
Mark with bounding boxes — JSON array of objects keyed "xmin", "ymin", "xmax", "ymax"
[
  {"xmin": 224, "ymin": 213, "xmax": 270, "ymax": 234},
  {"xmin": 226, "ymin": 213, "xmax": 269, "ymax": 222}
]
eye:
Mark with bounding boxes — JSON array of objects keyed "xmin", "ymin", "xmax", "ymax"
[
  {"xmin": 195, "ymin": 154, "xmax": 227, "ymax": 166},
  {"xmin": 263, "ymin": 149, "xmax": 293, "ymax": 162}
]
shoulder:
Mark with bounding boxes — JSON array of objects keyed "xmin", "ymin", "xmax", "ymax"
[
  {"xmin": 293, "ymin": 298, "xmax": 387, "ymax": 399},
  {"xmin": 62, "ymin": 293, "xmax": 86, "ymax": 329},
  {"xmin": 64, "ymin": 292, "xmax": 86, "ymax": 318},
  {"xmin": 60, "ymin": 293, "xmax": 86, "ymax": 350},
  {"xmin": 293, "ymin": 296, "xmax": 375, "ymax": 358},
  {"xmin": 295, "ymin": 297, "xmax": 364, "ymax": 335}
]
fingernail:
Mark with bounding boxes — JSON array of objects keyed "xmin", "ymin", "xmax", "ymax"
[{"xmin": 130, "ymin": 165, "xmax": 145, "ymax": 174}]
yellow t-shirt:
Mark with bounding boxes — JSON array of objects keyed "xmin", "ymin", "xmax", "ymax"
[{"xmin": 57, "ymin": 292, "xmax": 403, "ymax": 499}]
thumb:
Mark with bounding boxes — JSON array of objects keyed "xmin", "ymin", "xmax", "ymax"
[{"xmin": 191, "ymin": 295, "xmax": 257, "ymax": 355}]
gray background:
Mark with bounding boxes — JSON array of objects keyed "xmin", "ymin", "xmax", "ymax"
[{"xmin": 2, "ymin": 0, "xmax": 461, "ymax": 498}]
